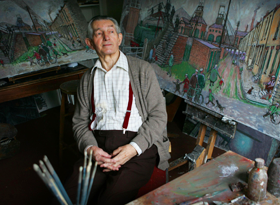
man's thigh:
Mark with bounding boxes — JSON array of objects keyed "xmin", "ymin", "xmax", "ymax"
[{"xmin": 95, "ymin": 145, "xmax": 158, "ymax": 205}]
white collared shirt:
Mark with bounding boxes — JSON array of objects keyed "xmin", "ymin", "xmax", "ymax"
[{"xmin": 88, "ymin": 51, "xmax": 143, "ymax": 155}]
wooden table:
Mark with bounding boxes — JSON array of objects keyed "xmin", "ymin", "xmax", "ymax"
[
  {"xmin": 0, "ymin": 67, "xmax": 88, "ymax": 104},
  {"xmin": 128, "ymin": 151, "xmax": 279, "ymax": 205}
]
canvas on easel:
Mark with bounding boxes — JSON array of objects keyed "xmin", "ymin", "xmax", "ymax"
[
  {"xmin": 120, "ymin": 0, "xmax": 280, "ymax": 145},
  {"xmin": 0, "ymin": 0, "xmax": 97, "ymax": 80}
]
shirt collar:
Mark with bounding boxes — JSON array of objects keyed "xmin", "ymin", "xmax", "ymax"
[{"xmin": 90, "ymin": 51, "xmax": 128, "ymax": 74}]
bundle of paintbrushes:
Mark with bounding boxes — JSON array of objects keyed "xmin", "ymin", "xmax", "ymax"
[{"xmin": 33, "ymin": 150, "xmax": 98, "ymax": 205}]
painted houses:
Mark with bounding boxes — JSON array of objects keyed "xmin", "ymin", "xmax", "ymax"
[
  {"xmin": 178, "ymin": 17, "xmax": 192, "ymax": 36},
  {"xmin": 207, "ymin": 23, "xmax": 224, "ymax": 43},
  {"xmin": 188, "ymin": 38, "xmax": 220, "ymax": 72},
  {"xmin": 239, "ymin": 5, "xmax": 280, "ymax": 103}
]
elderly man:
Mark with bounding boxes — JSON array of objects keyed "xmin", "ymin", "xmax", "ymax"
[{"xmin": 65, "ymin": 16, "xmax": 170, "ymax": 205}]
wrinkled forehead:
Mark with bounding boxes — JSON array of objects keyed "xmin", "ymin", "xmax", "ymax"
[{"xmin": 92, "ymin": 19, "xmax": 116, "ymax": 32}]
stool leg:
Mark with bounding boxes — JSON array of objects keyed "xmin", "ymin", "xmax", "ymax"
[{"xmin": 59, "ymin": 93, "xmax": 66, "ymax": 161}]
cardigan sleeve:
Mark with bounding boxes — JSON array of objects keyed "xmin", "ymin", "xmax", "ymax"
[
  {"xmin": 131, "ymin": 62, "xmax": 167, "ymax": 153},
  {"xmin": 72, "ymin": 71, "xmax": 98, "ymax": 153}
]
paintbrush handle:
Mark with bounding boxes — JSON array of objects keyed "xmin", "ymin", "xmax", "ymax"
[
  {"xmin": 33, "ymin": 164, "xmax": 67, "ymax": 205},
  {"xmin": 76, "ymin": 166, "xmax": 83, "ymax": 205},
  {"xmin": 85, "ymin": 161, "xmax": 98, "ymax": 205},
  {"xmin": 44, "ymin": 156, "xmax": 73, "ymax": 205}
]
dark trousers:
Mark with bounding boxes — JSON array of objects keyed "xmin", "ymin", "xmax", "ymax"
[{"xmin": 64, "ymin": 130, "xmax": 158, "ymax": 205}]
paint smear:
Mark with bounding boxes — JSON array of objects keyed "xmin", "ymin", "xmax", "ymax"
[{"xmin": 219, "ymin": 164, "xmax": 239, "ymax": 178}]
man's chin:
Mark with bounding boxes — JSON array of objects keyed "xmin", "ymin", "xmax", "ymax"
[{"xmin": 100, "ymin": 50, "xmax": 119, "ymax": 56}]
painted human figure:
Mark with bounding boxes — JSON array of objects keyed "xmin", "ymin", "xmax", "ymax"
[
  {"xmin": 152, "ymin": 45, "xmax": 156, "ymax": 60},
  {"xmin": 165, "ymin": 0, "xmax": 171, "ymax": 20},
  {"xmin": 209, "ymin": 64, "xmax": 221, "ymax": 86},
  {"xmin": 42, "ymin": 44, "xmax": 51, "ymax": 60},
  {"xmin": 52, "ymin": 48, "xmax": 61, "ymax": 59},
  {"xmin": 158, "ymin": 2, "xmax": 162, "ymax": 12},
  {"xmin": 197, "ymin": 68, "xmax": 205, "ymax": 89},
  {"xmin": 239, "ymin": 66, "xmax": 243, "ymax": 74},
  {"xmin": 77, "ymin": 38, "xmax": 82, "ymax": 46},
  {"xmin": 182, "ymin": 74, "xmax": 190, "ymax": 96},
  {"xmin": 231, "ymin": 49, "xmax": 234, "ymax": 56},
  {"xmin": 234, "ymin": 49, "xmax": 239, "ymax": 60},
  {"xmin": 33, "ymin": 51, "xmax": 42, "ymax": 64},
  {"xmin": 264, "ymin": 76, "xmax": 276, "ymax": 94},
  {"xmin": 27, "ymin": 56, "xmax": 36, "ymax": 66},
  {"xmin": 263, "ymin": 103, "xmax": 279, "ymax": 118},
  {"xmin": 189, "ymin": 69, "xmax": 198, "ymax": 100},
  {"xmin": 0, "ymin": 59, "xmax": 4, "ymax": 67},
  {"xmin": 173, "ymin": 79, "xmax": 183, "ymax": 94},
  {"xmin": 167, "ymin": 52, "xmax": 174, "ymax": 77},
  {"xmin": 53, "ymin": 38, "xmax": 57, "ymax": 47},
  {"xmin": 170, "ymin": 6, "xmax": 175, "ymax": 22},
  {"xmin": 206, "ymin": 89, "xmax": 215, "ymax": 106},
  {"xmin": 46, "ymin": 39, "xmax": 52, "ymax": 48},
  {"xmin": 38, "ymin": 45, "xmax": 49, "ymax": 63},
  {"xmin": 174, "ymin": 15, "xmax": 180, "ymax": 32},
  {"xmin": 149, "ymin": 48, "xmax": 153, "ymax": 62},
  {"xmin": 218, "ymin": 78, "xmax": 224, "ymax": 90}
]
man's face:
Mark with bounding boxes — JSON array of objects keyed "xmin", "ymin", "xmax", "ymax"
[{"xmin": 86, "ymin": 19, "xmax": 122, "ymax": 57}]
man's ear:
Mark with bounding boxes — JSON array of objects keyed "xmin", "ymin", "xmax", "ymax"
[
  {"xmin": 118, "ymin": 33, "xmax": 123, "ymax": 46},
  {"xmin": 85, "ymin": 38, "xmax": 95, "ymax": 50}
]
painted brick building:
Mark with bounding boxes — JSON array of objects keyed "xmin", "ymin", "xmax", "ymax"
[
  {"xmin": 206, "ymin": 23, "xmax": 226, "ymax": 43},
  {"xmin": 166, "ymin": 34, "xmax": 188, "ymax": 65},
  {"xmin": 189, "ymin": 38, "xmax": 220, "ymax": 71},
  {"xmin": 189, "ymin": 16, "xmax": 207, "ymax": 39},
  {"xmin": 178, "ymin": 17, "xmax": 192, "ymax": 36}
]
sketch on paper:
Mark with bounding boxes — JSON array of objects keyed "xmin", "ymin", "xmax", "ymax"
[
  {"xmin": 0, "ymin": 0, "xmax": 96, "ymax": 79},
  {"xmin": 120, "ymin": 0, "xmax": 280, "ymax": 140}
]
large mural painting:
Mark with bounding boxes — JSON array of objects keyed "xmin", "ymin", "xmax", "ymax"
[
  {"xmin": 120, "ymin": 0, "xmax": 280, "ymax": 147},
  {"xmin": 0, "ymin": 0, "xmax": 96, "ymax": 79}
]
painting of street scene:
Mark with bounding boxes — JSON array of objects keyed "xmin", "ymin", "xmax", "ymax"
[
  {"xmin": 0, "ymin": 0, "xmax": 96, "ymax": 79},
  {"xmin": 120, "ymin": 0, "xmax": 280, "ymax": 140}
]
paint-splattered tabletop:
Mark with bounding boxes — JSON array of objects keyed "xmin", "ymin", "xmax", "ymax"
[{"xmin": 127, "ymin": 151, "xmax": 279, "ymax": 205}]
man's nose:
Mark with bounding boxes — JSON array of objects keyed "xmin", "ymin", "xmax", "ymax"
[{"xmin": 103, "ymin": 33, "xmax": 110, "ymax": 40}]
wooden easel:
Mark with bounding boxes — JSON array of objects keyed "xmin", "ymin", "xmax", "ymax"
[{"xmin": 168, "ymin": 101, "xmax": 236, "ymax": 172}]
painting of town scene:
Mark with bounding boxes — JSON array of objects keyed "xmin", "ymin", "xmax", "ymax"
[
  {"xmin": 120, "ymin": 0, "xmax": 280, "ymax": 141},
  {"xmin": 0, "ymin": 0, "xmax": 96, "ymax": 79}
]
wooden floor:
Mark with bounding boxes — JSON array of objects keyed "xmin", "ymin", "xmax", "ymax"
[{"xmin": 0, "ymin": 104, "xmax": 225, "ymax": 205}]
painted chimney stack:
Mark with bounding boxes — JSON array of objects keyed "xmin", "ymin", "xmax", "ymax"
[{"xmin": 250, "ymin": 6, "xmax": 260, "ymax": 31}]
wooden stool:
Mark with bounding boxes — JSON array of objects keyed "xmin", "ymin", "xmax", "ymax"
[
  {"xmin": 0, "ymin": 123, "xmax": 19, "ymax": 160},
  {"xmin": 59, "ymin": 80, "xmax": 80, "ymax": 160}
]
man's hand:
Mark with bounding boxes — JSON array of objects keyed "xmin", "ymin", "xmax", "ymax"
[
  {"xmin": 100, "ymin": 144, "xmax": 137, "ymax": 170},
  {"xmin": 87, "ymin": 146, "xmax": 120, "ymax": 172},
  {"xmin": 88, "ymin": 146, "xmax": 113, "ymax": 165}
]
